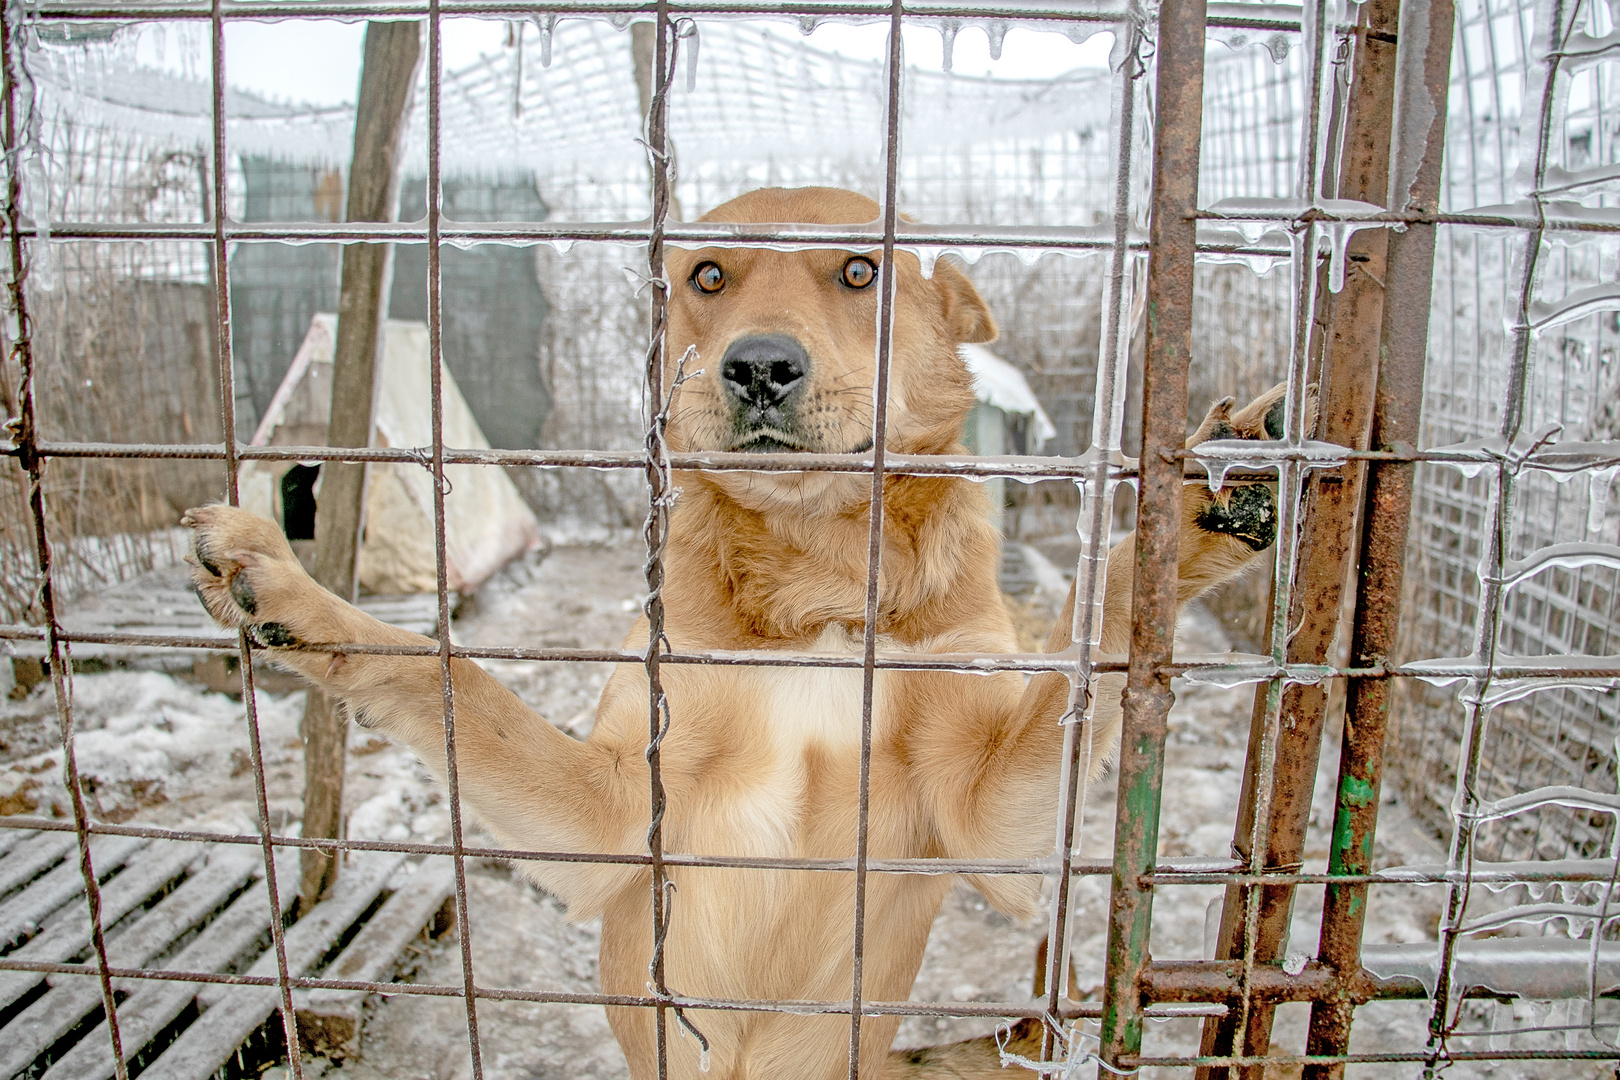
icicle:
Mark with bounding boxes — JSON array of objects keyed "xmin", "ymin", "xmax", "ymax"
[
  {"xmin": 1326, "ymin": 222, "xmax": 1352, "ymax": 293},
  {"xmin": 1489, "ymin": 999, "xmax": 1513, "ymax": 1050},
  {"xmin": 681, "ymin": 21, "xmax": 699, "ymax": 92},
  {"xmin": 915, "ymin": 248, "xmax": 939, "ymax": 279},
  {"xmin": 939, "ymin": 20, "xmax": 959, "ymax": 73},
  {"xmin": 531, "ymin": 14, "xmax": 555, "ymax": 68},
  {"xmin": 985, "ymin": 21, "xmax": 1008, "ymax": 61},
  {"xmin": 609, "ymin": 13, "xmax": 633, "ymax": 31},
  {"xmin": 22, "ymin": 166, "xmax": 52, "ymax": 293},
  {"xmin": 1590, "ymin": 466, "xmax": 1619, "ymax": 532},
  {"xmin": 797, "ymin": 15, "xmax": 819, "ymax": 35},
  {"xmin": 510, "ymin": 20, "xmax": 524, "ymax": 120}
]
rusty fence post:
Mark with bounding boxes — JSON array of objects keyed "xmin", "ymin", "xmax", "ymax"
[
  {"xmin": 1198, "ymin": 0, "xmax": 1403, "ymax": 1072},
  {"xmin": 1097, "ymin": 0, "xmax": 1208, "ymax": 1065},
  {"xmin": 1304, "ymin": 0, "xmax": 1455, "ymax": 1074}
]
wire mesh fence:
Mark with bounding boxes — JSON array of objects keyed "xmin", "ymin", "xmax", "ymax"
[{"xmin": 3, "ymin": 0, "xmax": 1620, "ymax": 1078}]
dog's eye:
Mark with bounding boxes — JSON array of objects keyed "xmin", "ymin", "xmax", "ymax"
[
  {"xmin": 842, "ymin": 257, "xmax": 877, "ymax": 289},
  {"xmin": 692, "ymin": 262, "xmax": 725, "ymax": 293}
]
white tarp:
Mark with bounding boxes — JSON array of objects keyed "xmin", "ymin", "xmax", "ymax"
[
  {"xmin": 959, "ymin": 342, "xmax": 1057, "ymax": 448},
  {"xmin": 241, "ymin": 314, "xmax": 540, "ymax": 595}
]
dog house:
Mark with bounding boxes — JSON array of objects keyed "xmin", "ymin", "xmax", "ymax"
[
  {"xmin": 958, "ymin": 343, "xmax": 1057, "ymax": 535},
  {"xmin": 240, "ymin": 313, "xmax": 540, "ymax": 594}
]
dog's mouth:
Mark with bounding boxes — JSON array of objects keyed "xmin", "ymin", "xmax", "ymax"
[
  {"xmin": 733, "ymin": 433, "xmax": 803, "ymax": 454},
  {"xmin": 730, "ymin": 432, "xmax": 876, "ymax": 455}
]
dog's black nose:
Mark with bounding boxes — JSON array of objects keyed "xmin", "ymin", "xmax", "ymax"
[{"xmin": 721, "ymin": 335, "xmax": 809, "ymax": 408}]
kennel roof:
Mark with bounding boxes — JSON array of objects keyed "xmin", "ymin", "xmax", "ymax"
[{"xmin": 959, "ymin": 343, "xmax": 1058, "ymax": 447}]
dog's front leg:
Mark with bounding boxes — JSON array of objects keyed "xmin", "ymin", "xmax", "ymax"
[
  {"xmin": 182, "ymin": 504, "xmax": 645, "ymax": 911},
  {"xmin": 931, "ymin": 383, "xmax": 1309, "ymax": 907}
]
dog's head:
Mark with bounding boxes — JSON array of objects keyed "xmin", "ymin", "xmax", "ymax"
[{"xmin": 665, "ymin": 187, "xmax": 996, "ymax": 511}]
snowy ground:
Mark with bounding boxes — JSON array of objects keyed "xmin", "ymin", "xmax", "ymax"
[{"xmin": 1, "ymin": 537, "xmax": 1612, "ymax": 1078}]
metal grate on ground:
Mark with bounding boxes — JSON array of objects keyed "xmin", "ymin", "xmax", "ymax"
[{"xmin": 4, "ymin": 0, "xmax": 1620, "ymax": 1078}]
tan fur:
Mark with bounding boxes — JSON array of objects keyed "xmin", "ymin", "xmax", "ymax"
[{"xmin": 183, "ymin": 186, "xmax": 1299, "ymax": 1079}]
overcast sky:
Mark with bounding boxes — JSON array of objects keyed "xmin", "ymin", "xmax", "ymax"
[{"xmin": 133, "ymin": 19, "xmax": 1113, "ymax": 109}]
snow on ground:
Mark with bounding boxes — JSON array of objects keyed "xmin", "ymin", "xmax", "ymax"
[{"xmin": 1, "ymin": 536, "xmax": 1611, "ymax": 1078}]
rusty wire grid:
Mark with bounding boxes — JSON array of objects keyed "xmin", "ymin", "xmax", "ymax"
[{"xmin": 4, "ymin": 0, "xmax": 1620, "ymax": 1077}]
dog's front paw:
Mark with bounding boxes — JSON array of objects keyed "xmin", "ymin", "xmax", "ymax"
[
  {"xmin": 1195, "ymin": 483, "xmax": 1278, "ymax": 552},
  {"xmin": 182, "ymin": 504, "xmax": 314, "ymax": 647},
  {"xmin": 1188, "ymin": 382, "xmax": 1318, "ymax": 447}
]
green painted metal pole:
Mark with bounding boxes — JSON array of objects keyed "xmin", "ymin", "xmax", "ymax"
[{"xmin": 1097, "ymin": 0, "xmax": 1208, "ymax": 1064}]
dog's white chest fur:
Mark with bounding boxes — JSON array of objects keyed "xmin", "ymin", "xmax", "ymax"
[
  {"xmin": 756, "ymin": 623, "xmax": 871, "ymax": 753},
  {"xmin": 711, "ymin": 624, "xmax": 890, "ymax": 856}
]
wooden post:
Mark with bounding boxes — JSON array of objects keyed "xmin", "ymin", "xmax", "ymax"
[{"xmin": 299, "ymin": 20, "xmax": 423, "ymax": 914}]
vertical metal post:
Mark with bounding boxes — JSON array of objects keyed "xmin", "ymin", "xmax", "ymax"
[
  {"xmin": 1039, "ymin": 17, "xmax": 1143, "ymax": 1060},
  {"xmin": 1425, "ymin": 0, "xmax": 1549, "ymax": 1070},
  {"xmin": 642, "ymin": 3, "xmax": 676, "ymax": 1077},
  {"xmin": 849, "ymin": 1, "xmax": 905, "ymax": 1074},
  {"xmin": 1305, "ymin": 0, "xmax": 1454, "ymax": 1073},
  {"xmin": 424, "ymin": 4, "xmax": 485, "ymax": 1076},
  {"xmin": 2, "ymin": 6, "xmax": 127, "ymax": 1077},
  {"xmin": 1098, "ymin": 0, "xmax": 1207, "ymax": 1064},
  {"xmin": 208, "ymin": 3, "xmax": 303, "ymax": 1075},
  {"xmin": 1199, "ymin": 0, "xmax": 1402, "ymax": 1071}
]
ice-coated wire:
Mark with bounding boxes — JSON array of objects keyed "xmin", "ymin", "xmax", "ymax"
[
  {"xmin": 423, "ymin": 6, "xmax": 488, "ymax": 1076},
  {"xmin": 846, "ymin": 1, "xmax": 904, "ymax": 1074},
  {"xmin": 1423, "ymin": 0, "xmax": 1574, "ymax": 1072},
  {"xmin": 1, "ymin": 5, "xmax": 127, "ymax": 1076},
  {"xmin": 19, "ymin": 0, "xmax": 1304, "ymax": 32},
  {"xmin": 206, "ymin": 3, "xmax": 304, "ymax": 1075},
  {"xmin": 1035, "ymin": 10, "xmax": 1143, "ymax": 1063}
]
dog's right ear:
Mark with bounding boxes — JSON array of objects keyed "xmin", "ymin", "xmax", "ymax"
[{"xmin": 933, "ymin": 259, "xmax": 998, "ymax": 345}]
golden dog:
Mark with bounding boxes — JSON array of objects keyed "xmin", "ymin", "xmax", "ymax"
[{"xmin": 185, "ymin": 187, "xmax": 1289, "ymax": 1078}]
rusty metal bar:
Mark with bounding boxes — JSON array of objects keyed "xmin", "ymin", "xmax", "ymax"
[
  {"xmin": 19, "ymin": 621, "xmax": 1620, "ymax": 682},
  {"xmin": 23, "ymin": 0, "xmax": 1301, "ymax": 29},
  {"xmin": 847, "ymin": 2, "xmax": 905, "ymax": 1074},
  {"xmin": 28, "ymin": 204, "xmax": 1620, "ymax": 242},
  {"xmin": 1, "ymin": 6, "xmax": 130, "ymax": 1077},
  {"xmin": 420, "ymin": 3, "xmax": 487, "ymax": 1075},
  {"xmin": 1200, "ymin": 0, "xmax": 1402, "ymax": 1072},
  {"xmin": 4, "ymin": 955, "xmax": 1609, "ymax": 1029},
  {"xmin": 20, "ymin": 436, "xmax": 1620, "ymax": 473},
  {"xmin": 201, "ymin": 1, "xmax": 308, "ymax": 1074},
  {"xmin": 1304, "ymin": 0, "xmax": 1454, "ymax": 1072},
  {"xmin": 6, "ymin": 949, "xmax": 1619, "ymax": 1015},
  {"xmin": 639, "ymin": 4, "xmax": 683, "ymax": 1077},
  {"xmin": 1199, "ymin": 0, "xmax": 1337, "ymax": 1069},
  {"xmin": 1097, "ymin": 0, "xmax": 1207, "ymax": 1063},
  {"xmin": 7, "ymin": 813, "xmax": 1619, "ymax": 885}
]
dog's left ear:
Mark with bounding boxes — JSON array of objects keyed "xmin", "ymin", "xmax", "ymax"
[{"xmin": 933, "ymin": 259, "xmax": 998, "ymax": 345}]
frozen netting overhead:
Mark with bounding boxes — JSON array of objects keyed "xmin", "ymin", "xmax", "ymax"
[{"xmin": 26, "ymin": 19, "xmax": 1120, "ymax": 222}]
